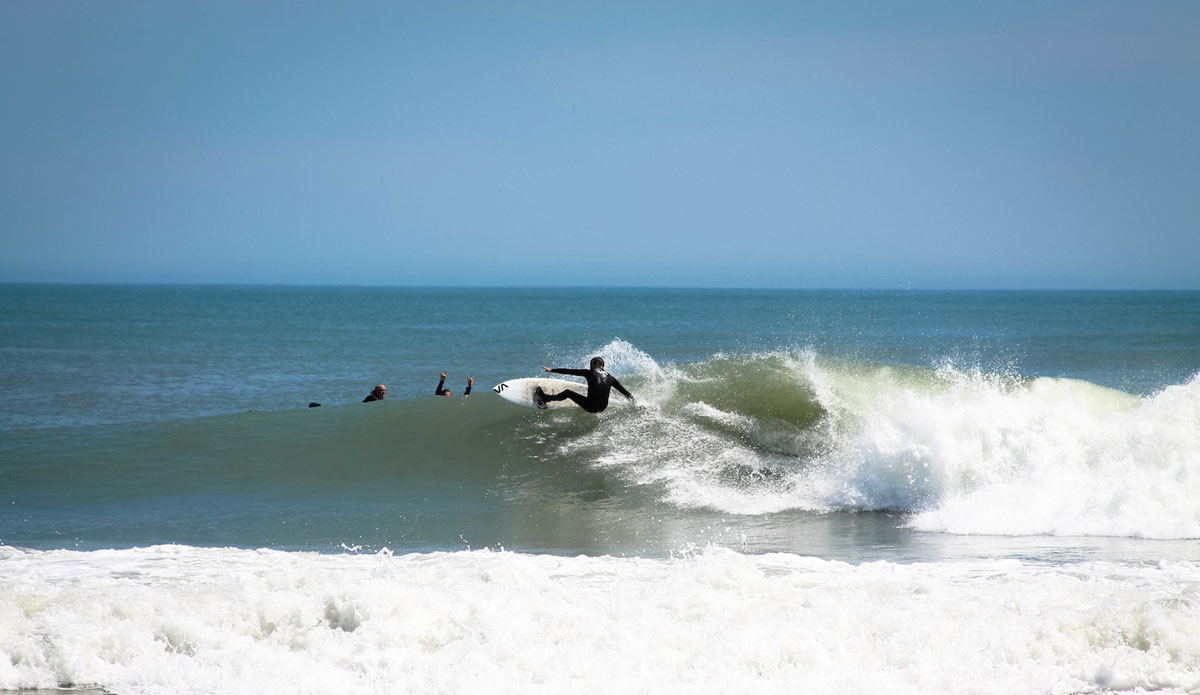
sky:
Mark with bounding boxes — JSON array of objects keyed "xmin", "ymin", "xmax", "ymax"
[{"xmin": 1, "ymin": 1, "xmax": 1198, "ymax": 289}]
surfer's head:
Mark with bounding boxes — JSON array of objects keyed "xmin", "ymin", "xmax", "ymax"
[
  {"xmin": 590, "ymin": 357, "xmax": 605, "ymax": 370},
  {"xmin": 373, "ymin": 384, "xmax": 387, "ymax": 399}
]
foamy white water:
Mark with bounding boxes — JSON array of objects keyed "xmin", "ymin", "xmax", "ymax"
[
  {"xmin": 567, "ymin": 348, "xmax": 1200, "ymax": 540},
  {"xmin": 905, "ymin": 373, "xmax": 1200, "ymax": 538},
  {"xmin": 3, "ymin": 545, "xmax": 1199, "ymax": 695}
]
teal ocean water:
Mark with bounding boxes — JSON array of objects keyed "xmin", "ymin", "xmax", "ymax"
[{"xmin": 2, "ymin": 285, "xmax": 1199, "ymax": 693}]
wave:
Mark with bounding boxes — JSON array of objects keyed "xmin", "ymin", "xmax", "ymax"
[
  {"xmin": 7, "ymin": 340, "xmax": 1199, "ymax": 544},
  {"xmin": 559, "ymin": 340, "xmax": 1200, "ymax": 540},
  {"xmin": 2, "ymin": 545, "xmax": 1198, "ymax": 694}
]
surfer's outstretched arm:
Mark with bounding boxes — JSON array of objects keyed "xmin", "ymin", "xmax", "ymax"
[
  {"xmin": 611, "ymin": 377, "xmax": 634, "ymax": 402},
  {"xmin": 543, "ymin": 366, "xmax": 590, "ymax": 378}
]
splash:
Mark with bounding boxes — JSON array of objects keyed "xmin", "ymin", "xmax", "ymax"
[
  {"xmin": 557, "ymin": 344, "xmax": 1200, "ymax": 539},
  {"xmin": 906, "ymin": 372, "xmax": 1200, "ymax": 538}
]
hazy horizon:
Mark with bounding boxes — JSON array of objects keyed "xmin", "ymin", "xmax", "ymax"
[{"xmin": 5, "ymin": 281, "xmax": 1199, "ymax": 293}]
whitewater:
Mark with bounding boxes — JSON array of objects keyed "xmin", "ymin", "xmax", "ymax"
[{"xmin": 4, "ymin": 546, "xmax": 1199, "ymax": 694}]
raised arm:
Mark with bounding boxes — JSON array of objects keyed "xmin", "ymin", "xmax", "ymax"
[{"xmin": 435, "ymin": 372, "xmax": 449, "ymax": 395}]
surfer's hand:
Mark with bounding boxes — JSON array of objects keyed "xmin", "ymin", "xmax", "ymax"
[
  {"xmin": 440, "ymin": 371, "xmax": 447, "ymax": 379},
  {"xmin": 542, "ymin": 366, "xmax": 552, "ymax": 372}
]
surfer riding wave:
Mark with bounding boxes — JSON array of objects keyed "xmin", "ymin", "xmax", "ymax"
[{"xmin": 536, "ymin": 357, "xmax": 634, "ymax": 413}]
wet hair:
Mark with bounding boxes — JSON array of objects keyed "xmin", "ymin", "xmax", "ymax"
[{"xmin": 590, "ymin": 356, "xmax": 605, "ymax": 370}]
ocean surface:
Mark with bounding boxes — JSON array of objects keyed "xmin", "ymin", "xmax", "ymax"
[{"xmin": 2, "ymin": 285, "xmax": 1199, "ymax": 694}]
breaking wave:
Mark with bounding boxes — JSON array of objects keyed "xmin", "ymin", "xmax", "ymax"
[{"xmin": 561, "ymin": 340, "xmax": 1200, "ymax": 539}]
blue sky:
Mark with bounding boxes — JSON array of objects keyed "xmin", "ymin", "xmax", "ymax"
[{"xmin": 2, "ymin": 1, "xmax": 1197, "ymax": 288}]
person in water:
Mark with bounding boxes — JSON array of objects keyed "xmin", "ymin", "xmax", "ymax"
[
  {"xmin": 435, "ymin": 372, "xmax": 473, "ymax": 397},
  {"xmin": 535, "ymin": 357, "xmax": 633, "ymax": 413},
  {"xmin": 362, "ymin": 384, "xmax": 387, "ymax": 402}
]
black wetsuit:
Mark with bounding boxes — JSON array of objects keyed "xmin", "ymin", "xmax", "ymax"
[{"xmin": 542, "ymin": 368, "xmax": 633, "ymax": 413}]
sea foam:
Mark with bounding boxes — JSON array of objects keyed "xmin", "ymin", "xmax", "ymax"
[{"xmin": 2, "ymin": 545, "xmax": 1198, "ymax": 695}]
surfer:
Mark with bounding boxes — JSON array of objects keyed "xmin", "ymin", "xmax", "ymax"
[
  {"xmin": 435, "ymin": 373, "xmax": 473, "ymax": 397},
  {"xmin": 362, "ymin": 384, "xmax": 387, "ymax": 402},
  {"xmin": 535, "ymin": 357, "xmax": 633, "ymax": 413}
]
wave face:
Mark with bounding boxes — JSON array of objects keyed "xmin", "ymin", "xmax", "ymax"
[
  {"xmin": 563, "ymin": 341, "xmax": 1200, "ymax": 539},
  {"xmin": 2, "ymin": 545, "xmax": 1199, "ymax": 695}
]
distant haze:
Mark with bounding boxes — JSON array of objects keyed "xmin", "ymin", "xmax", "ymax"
[{"xmin": 2, "ymin": 2, "xmax": 1198, "ymax": 289}]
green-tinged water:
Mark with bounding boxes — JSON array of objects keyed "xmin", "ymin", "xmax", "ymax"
[{"xmin": 2, "ymin": 285, "xmax": 1199, "ymax": 556}]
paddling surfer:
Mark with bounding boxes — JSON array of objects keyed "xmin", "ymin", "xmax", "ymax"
[{"xmin": 534, "ymin": 357, "xmax": 633, "ymax": 413}]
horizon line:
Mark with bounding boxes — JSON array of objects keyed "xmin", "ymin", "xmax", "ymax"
[{"xmin": 2, "ymin": 280, "xmax": 1198, "ymax": 293}]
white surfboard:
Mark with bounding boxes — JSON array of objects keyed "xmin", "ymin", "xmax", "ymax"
[{"xmin": 492, "ymin": 377, "xmax": 587, "ymax": 409}]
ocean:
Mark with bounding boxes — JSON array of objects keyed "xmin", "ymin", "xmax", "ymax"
[{"xmin": 2, "ymin": 285, "xmax": 1199, "ymax": 694}]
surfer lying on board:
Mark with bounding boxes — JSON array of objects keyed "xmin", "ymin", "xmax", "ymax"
[
  {"xmin": 436, "ymin": 372, "xmax": 473, "ymax": 397},
  {"xmin": 535, "ymin": 357, "xmax": 634, "ymax": 413}
]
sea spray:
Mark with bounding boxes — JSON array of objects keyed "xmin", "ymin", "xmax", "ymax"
[
  {"xmin": 558, "ymin": 348, "xmax": 1200, "ymax": 539},
  {"xmin": 911, "ymin": 372, "xmax": 1200, "ymax": 538}
]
